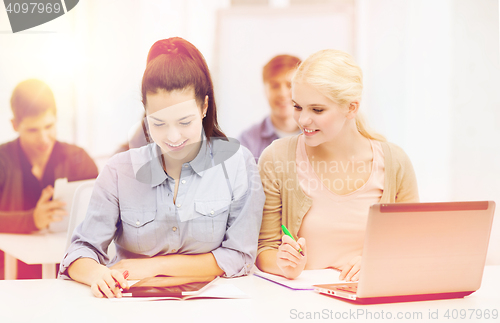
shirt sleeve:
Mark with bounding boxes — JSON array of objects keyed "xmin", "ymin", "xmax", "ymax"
[
  {"xmin": 0, "ymin": 156, "xmax": 38, "ymax": 233},
  {"xmin": 256, "ymin": 144, "xmax": 283, "ymax": 255},
  {"xmin": 58, "ymin": 160, "xmax": 119, "ymax": 279},
  {"xmin": 69, "ymin": 148, "xmax": 99, "ymax": 181},
  {"xmin": 0, "ymin": 209, "xmax": 38, "ymax": 233},
  {"xmin": 394, "ymin": 146, "xmax": 419, "ymax": 203},
  {"xmin": 210, "ymin": 147, "xmax": 265, "ymax": 277}
]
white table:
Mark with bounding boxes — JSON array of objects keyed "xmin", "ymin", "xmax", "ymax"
[
  {"xmin": 0, "ymin": 231, "xmax": 66, "ymax": 279},
  {"xmin": 0, "ymin": 266, "xmax": 498, "ymax": 323}
]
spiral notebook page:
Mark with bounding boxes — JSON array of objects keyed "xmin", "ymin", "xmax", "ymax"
[{"xmin": 253, "ymin": 269, "xmax": 343, "ymax": 290}]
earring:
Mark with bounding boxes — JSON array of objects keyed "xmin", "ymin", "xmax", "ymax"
[{"xmin": 203, "ymin": 113, "xmax": 206, "ymax": 118}]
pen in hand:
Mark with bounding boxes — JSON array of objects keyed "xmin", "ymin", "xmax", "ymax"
[
  {"xmin": 281, "ymin": 225, "xmax": 304, "ymax": 255},
  {"xmin": 115, "ymin": 270, "xmax": 129, "ymax": 288}
]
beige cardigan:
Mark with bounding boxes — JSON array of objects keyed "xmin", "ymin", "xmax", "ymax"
[{"xmin": 257, "ymin": 134, "xmax": 419, "ymax": 255}]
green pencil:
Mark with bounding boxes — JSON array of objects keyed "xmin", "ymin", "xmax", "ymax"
[{"xmin": 281, "ymin": 224, "xmax": 303, "ymax": 254}]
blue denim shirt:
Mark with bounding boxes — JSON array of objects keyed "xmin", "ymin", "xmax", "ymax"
[{"xmin": 59, "ymin": 137, "xmax": 265, "ymax": 278}]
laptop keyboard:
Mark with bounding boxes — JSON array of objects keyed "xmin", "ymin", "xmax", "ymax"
[{"xmin": 335, "ymin": 284, "xmax": 358, "ymax": 293}]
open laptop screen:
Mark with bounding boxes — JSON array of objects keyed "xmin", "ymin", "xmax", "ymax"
[{"xmin": 356, "ymin": 201, "xmax": 495, "ymax": 299}]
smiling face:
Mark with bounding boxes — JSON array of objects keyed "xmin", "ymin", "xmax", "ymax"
[
  {"xmin": 145, "ymin": 88, "xmax": 207, "ymax": 164},
  {"xmin": 264, "ymin": 70, "xmax": 295, "ymax": 121},
  {"xmin": 292, "ymin": 81, "xmax": 356, "ymax": 148},
  {"xmin": 12, "ymin": 109, "xmax": 57, "ymax": 161}
]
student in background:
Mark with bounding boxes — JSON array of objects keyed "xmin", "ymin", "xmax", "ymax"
[
  {"xmin": 239, "ymin": 55, "xmax": 302, "ymax": 161},
  {"xmin": 0, "ymin": 79, "xmax": 98, "ymax": 278},
  {"xmin": 256, "ymin": 49, "xmax": 419, "ymax": 281},
  {"xmin": 60, "ymin": 37, "xmax": 265, "ymax": 298}
]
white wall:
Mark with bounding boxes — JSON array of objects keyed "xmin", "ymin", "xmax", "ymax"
[
  {"xmin": 356, "ymin": 0, "xmax": 453, "ymax": 203},
  {"xmin": 356, "ymin": 0, "xmax": 500, "ymax": 264},
  {"xmin": 0, "ymin": 0, "xmax": 230, "ymax": 167},
  {"xmin": 70, "ymin": 0, "xmax": 231, "ymax": 163},
  {"xmin": 0, "ymin": 5, "xmax": 78, "ymax": 145},
  {"xmin": 450, "ymin": 0, "xmax": 500, "ymax": 265},
  {"xmin": 215, "ymin": 3, "xmax": 355, "ymax": 138}
]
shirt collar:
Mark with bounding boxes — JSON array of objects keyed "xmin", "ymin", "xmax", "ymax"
[
  {"xmin": 138, "ymin": 145, "xmax": 168, "ymax": 188},
  {"xmin": 188, "ymin": 130, "xmax": 212, "ymax": 176}
]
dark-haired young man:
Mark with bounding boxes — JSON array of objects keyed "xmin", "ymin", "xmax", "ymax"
[{"xmin": 0, "ymin": 79, "xmax": 98, "ymax": 278}]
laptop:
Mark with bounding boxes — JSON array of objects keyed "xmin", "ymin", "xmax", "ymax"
[{"xmin": 314, "ymin": 201, "xmax": 496, "ymax": 304}]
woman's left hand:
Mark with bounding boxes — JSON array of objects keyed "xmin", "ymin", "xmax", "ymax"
[
  {"xmin": 339, "ymin": 255, "xmax": 361, "ymax": 282},
  {"xmin": 110, "ymin": 258, "xmax": 159, "ymax": 280}
]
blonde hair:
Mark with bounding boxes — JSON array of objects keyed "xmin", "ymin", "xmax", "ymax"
[{"xmin": 292, "ymin": 49, "xmax": 385, "ymax": 141}]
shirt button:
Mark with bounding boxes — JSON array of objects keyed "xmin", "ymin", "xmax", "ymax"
[
  {"xmin": 210, "ymin": 210, "xmax": 214, "ymax": 215},
  {"xmin": 171, "ymin": 249, "xmax": 177, "ymax": 253},
  {"xmin": 183, "ymin": 165, "xmax": 188, "ymax": 168},
  {"xmin": 172, "ymin": 227, "xmax": 177, "ymax": 232},
  {"xmin": 176, "ymin": 203, "xmax": 181, "ymax": 208},
  {"xmin": 181, "ymin": 180, "xmax": 186, "ymax": 184},
  {"xmin": 136, "ymin": 221, "xmax": 140, "ymax": 226}
]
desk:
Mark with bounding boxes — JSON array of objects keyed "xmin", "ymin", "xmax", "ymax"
[
  {"xmin": 0, "ymin": 266, "xmax": 498, "ymax": 323},
  {"xmin": 0, "ymin": 232, "xmax": 66, "ymax": 279}
]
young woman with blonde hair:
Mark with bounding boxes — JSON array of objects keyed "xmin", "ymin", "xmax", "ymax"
[{"xmin": 256, "ymin": 49, "xmax": 418, "ymax": 280}]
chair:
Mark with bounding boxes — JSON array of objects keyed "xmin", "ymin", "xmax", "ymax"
[{"xmin": 65, "ymin": 180, "xmax": 116, "ymax": 259}]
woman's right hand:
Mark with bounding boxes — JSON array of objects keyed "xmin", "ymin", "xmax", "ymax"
[
  {"xmin": 276, "ymin": 235, "xmax": 307, "ymax": 279},
  {"xmin": 89, "ymin": 267, "xmax": 129, "ymax": 298}
]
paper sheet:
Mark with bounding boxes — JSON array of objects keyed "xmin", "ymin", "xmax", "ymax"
[{"xmin": 253, "ymin": 269, "xmax": 343, "ymax": 290}]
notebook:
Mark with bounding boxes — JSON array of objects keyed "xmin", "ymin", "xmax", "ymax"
[
  {"xmin": 120, "ymin": 276, "xmax": 247, "ymax": 301},
  {"xmin": 314, "ymin": 201, "xmax": 496, "ymax": 304}
]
